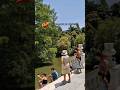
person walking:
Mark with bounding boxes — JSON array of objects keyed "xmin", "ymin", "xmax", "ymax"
[
  {"xmin": 76, "ymin": 48, "xmax": 82, "ymax": 73},
  {"xmin": 71, "ymin": 51, "xmax": 81, "ymax": 74},
  {"xmin": 71, "ymin": 51, "xmax": 77, "ymax": 70},
  {"xmin": 61, "ymin": 50, "xmax": 71, "ymax": 84}
]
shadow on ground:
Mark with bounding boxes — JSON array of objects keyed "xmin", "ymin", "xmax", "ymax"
[{"xmin": 55, "ymin": 81, "xmax": 71, "ymax": 88}]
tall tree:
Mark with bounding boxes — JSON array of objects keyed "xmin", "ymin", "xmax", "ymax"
[
  {"xmin": 35, "ymin": 0, "xmax": 60, "ymax": 63},
  {"xmin": 0, "ymin": 0, "xmax": 34, "ymax": 89}
]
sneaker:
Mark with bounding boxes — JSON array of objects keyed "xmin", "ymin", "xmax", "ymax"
[
  {"xmin": 67, "ymin": 80, "xmax": 71, "ymax": 83},
  {"xmin": 62, "ymin": 80, "xmax": 67, "ymax": 85}
]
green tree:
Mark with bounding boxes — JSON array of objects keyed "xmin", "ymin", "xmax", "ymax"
[
  {"xmin": 75, "ymin": 34, "xmax": 85, "ymax": 45},
  {"xmin": 35, "ymin": 0, "xmax": 59, "ymax": 63},
  {"xmin": 94, "ymin": 18, "xmax": 120, "ymax": 63},
  {"xmin": 0, "ymin": 0, "xmax": 34, "ymax": 89},
  {"xmin": 57, "ymin": 36, "xmax": 70, "ymax": 50}
]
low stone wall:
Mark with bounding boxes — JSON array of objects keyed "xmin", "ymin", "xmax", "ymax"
[
  {"xmin": 38, "ymin": 74, "xmax": 74, "ymax": 90},
  {"xmin": 109, "ymin": 65, "xmax": 120, "ymax": 90},
  {"xmin": 85, "ymin": 64, "xmax": 120, "ymax": 90},
  {"xmin": 85, "ymin": 69, "xmax": 99, "ymax": 90}
]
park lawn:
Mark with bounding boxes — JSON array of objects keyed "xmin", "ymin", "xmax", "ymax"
[{"xmin": 35, "ymin": 57, "xmax": 61, "ymax": 89}]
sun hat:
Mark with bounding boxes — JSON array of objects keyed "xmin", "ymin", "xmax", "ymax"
[{"xmin": 61, "ymin": 50, "xmax": 68, "ymax": 56}]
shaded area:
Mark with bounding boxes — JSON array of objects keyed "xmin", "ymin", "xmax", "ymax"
[{"xmin": 0, "ymin": 0, "xmax": 35, "ymax": 89}]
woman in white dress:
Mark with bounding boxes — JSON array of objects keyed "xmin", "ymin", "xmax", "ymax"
[{"xmin": 61, "ymin": 50, "xmax": 71, "ymax": 83}]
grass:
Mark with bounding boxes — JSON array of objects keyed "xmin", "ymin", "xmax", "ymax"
[{"xmin": 35, "ymin": 57, "xmax": 61, "ymax": 89}]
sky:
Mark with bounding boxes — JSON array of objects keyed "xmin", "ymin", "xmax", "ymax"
[{"xmin": 43, "ymin": 0, "xmax": 85, "ymax": 30}]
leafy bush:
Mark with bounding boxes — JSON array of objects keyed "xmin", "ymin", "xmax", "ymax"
[
  {"xmin": 67, "ymin": 48, "xmax": 74, "ymax": 56},
  {"xmin": 57, "ymin": 36, "xmax": 71, "ymax": 50},
  {"xmin": 48, "ymin": 48, "xmax": 57, "ymax": 62},
  {"xmin": 0, "ymin": 36, "xmax": 9, "ymax": 44},
  {"xmin": 48, "ymin": 48, "xmax": 57, "ymax": 57},
  {"xmin": 86, "ymin": 49, "xmax": 99, "ymax": 70},
  {"xmin": 75, "ymin": 34, "xmax": 85, "ymax": 45}
]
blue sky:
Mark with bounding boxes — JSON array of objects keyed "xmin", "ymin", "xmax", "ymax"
[{"xmin": 43, "ymin": 0, "xmax": 85, "ymax": 30}]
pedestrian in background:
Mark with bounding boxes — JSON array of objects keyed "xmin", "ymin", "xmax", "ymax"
[{"xmin": 76, "ymin": 48, "xmax": 82, "ymax": 73}]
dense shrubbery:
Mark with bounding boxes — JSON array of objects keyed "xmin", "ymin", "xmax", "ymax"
[
  {"xmin": 0, "ymin": 0, "xmax": 34, "ymax": 89},
  {"xmin": 86, "ymin": 0, "xmax": 120, "ymax": 70}
]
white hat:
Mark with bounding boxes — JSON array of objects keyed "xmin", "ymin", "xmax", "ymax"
[{"xmin": 61, "ymin": 50, "xmax": 68, "ymax": 56}]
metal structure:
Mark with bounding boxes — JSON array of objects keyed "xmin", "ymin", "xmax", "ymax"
[{"xmin": 56, "ymin": 23, "xmax": 81, "ymax": 30}]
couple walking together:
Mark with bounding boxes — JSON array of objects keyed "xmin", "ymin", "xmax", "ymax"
[{"xmin": 61, "ymin": 48, "xmax": 83, "ymax": 84}]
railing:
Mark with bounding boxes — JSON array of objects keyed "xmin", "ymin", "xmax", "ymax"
[{"xmin": 85, "ymin": 64, "xmax": 120, "ymax": 90}]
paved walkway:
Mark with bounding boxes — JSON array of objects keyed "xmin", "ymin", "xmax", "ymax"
[
  {"xmin": 54, "ymin": 69, "xmax": 85, "ymax": 90},
  {"xmin": 39, "ymin": 68, "xmax": 85, "ymax": 90}
]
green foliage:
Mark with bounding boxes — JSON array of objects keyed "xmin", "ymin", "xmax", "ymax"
[
  {"xmin": 86, "ymin": 48, "xmax": 99, "ymax": 70},
  {"xmin": 0, "ymin": 0, "xmax": 35, "ymax": 88},
  {"xmin": 75, "ymin": 34, "xmax": 85, "ymax": 45},
  {"xmin": 48, "ymin": 48, "xmax": 57, "ymax": 60},
  {"xmin": 94, "ymin": 17, "xmax": 120, "ymax": 63},
  {"xmin": 49, "ymin": 48, "xmax": 57, "ymax": 54},
  {"xmin": 86, "ymin": 0, "xmax": 120, "ymax": 68},
  {"xmin": 44, "ymin": 36, "xmax": 52, "ymax": 47},
  {"xmin": 57, "ymin": 36, "xmax": 71, "ymax": 50},
  {"xmin": 35, "ymin": 0, "xmax": 85, "ymax": 64},
  {"xmin": 35, "ymin": 0, "xmax": 60, "ymax": 63},
  {"xmin": 0, "ymin": 36, "xmax": 9, "ymax": 44},
  {"xmin": 95, "ymin": 18, "xmax": 120, "ymax": 46}
]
